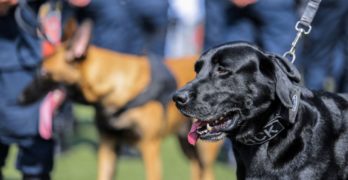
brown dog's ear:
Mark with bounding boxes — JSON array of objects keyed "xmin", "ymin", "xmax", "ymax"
[
  {"xmin": 66, "ymin": 19, "xmax": 93, "ymax": 62},
  {"xmin": 267, "ymin": 54, "xmax": 301, "ymax": 108},
  {"xmin": 62, "ymin": 18, "xmax": 78, "ymax": 42}
]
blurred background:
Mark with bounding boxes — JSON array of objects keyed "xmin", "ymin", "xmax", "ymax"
[
  {"xmin": 3, "ymin": 104, "xmax": 236, "ymax": 179},
  {"xmin": 0, "ymin": 0, "xmax": 347, "ymax": 179}
]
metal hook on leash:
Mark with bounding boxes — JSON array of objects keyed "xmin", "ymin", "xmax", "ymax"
[
  {"xmin": 283, "ymin": 0, "xmax": 321, "ymax": 64},
  {"xmin": 283, "ymin": 22, "xmax": 311, "ymax": 63}
]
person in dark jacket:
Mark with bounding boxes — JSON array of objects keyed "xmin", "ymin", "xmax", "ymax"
[
  {"xmin": 296, "ymin": 0, "xmax": 348, "ymax": 92},
  {"xmin": 0, "ymin": 1, "xmax": 67, "ymax": 179},
  {"xmin": 75, "ymin": 0, "xmax": 169, "ymax": 57},
  {"xmin": 204, "ymin": 0, "xmax": 298, "ymax": 55}
]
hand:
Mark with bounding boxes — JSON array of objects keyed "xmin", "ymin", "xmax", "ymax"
[
  {"xmin": 0, "ymin": 0, "xmax": 18, "ymax": 16},
  {"xmin": 230, "ymin": 0, "xmax": 257, "ymax": 8},
  {"xmin": 68, "ymin": 0, "xmax": 91, "ymax": 7}
]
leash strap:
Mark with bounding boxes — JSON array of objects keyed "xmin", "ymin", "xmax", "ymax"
[
  {"xmin": 283, "ymin": 0, "xmax": 322, "ymax": 63},
  {"xmin": 300, "ymin": 0, "xmax": 322, "ymax": 27}
]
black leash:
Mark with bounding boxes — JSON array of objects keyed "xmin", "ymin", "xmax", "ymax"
[{"xmin": 283, "ymin": 0, "xmax": 322, "ymax": 63}]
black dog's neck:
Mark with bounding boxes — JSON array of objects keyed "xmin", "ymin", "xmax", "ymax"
[
  {"xmin": 227, "ymin": 89, "xmax": 304, "ymax": 176},
  {"xmin": 231, "ymin": 98, "xmax": 300, "ymax": 147},
  {"xmin": 226, "ymin": 104, "xmax": 288, "ymax": 170},
  {"xmin": 230, "ymin": 86, "xmax": 301, "ymax": 146}
]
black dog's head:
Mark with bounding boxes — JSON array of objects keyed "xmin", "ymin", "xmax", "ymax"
[{"xmin": 173, "ymin": 42, "xmax": 301, "ymax": 145}]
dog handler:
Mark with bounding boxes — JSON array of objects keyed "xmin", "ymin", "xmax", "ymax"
[
  {"xmin": 0, "ymin": 0, "xmax": 69, "ymax": 179},
  {"xmin": 204, "ymin": 0, "xmax": 297, "ymax": 55}
]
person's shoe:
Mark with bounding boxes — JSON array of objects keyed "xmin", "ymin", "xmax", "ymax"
[{"xmin": 22, "ymin": 174, "xmax": 50, "ymax": 180}]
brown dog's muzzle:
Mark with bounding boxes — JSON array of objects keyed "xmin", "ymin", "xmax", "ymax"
[{"xmin": 18, "ymin": 68, "xmax": 58, "ymax": 105}]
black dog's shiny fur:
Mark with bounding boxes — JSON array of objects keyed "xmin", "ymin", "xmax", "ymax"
[{"xmin": 173, "ymin": 42, "xmax": 348, "ymax": 179}]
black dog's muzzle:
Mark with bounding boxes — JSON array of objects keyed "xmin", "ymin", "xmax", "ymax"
[{"xmin": 173, "ymin": 89, "xmax": 192, "ymax": 107}]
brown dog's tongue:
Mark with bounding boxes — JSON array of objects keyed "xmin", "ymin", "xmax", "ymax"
[{"xmin": 188, "ymin": 121, "xmax": 201, "ymax": 145}]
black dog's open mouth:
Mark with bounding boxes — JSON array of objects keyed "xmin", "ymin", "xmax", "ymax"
[{"xmin": 188, "ymin": 111, "xmax": 240, "ymax": 145}]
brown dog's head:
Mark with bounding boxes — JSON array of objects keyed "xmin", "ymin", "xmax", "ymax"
[
  {"xmin": 42, "ymin": 19, "xmax": 93, "ymax": 84},
  {"xmin": 18, "ymin": 19, "xmax": 92, "ymax": 104},
  {"xmin": 173, "ymin": 42, "xmax": 301, "ymax": 145}
]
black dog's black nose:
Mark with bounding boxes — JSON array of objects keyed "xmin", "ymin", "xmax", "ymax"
[{"xmin": 173, "ymin": 91, "xmax": 191, "ymax": 106}]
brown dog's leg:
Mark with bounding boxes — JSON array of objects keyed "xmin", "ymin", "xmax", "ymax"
[
  {"xmin": 177, "ymin": 130, "xmax": 220, "ymax": 180},
  {"xmin": 176, "ymin": 134, "xmax": 201, "ymax": 180},
  {"xmin": 197, "ymin": 141, "xmax": 223, "ymax": 180},
  {"xmin": 187, "ymin": 144, "xmax": 222, "ymax": 180},
  {"xmin": 139, "ymin": 139, "xmax": 162, "ymax": 180},
  {"xmin": 190, "ymin": 159, "xmax": 201, "ymax": 180},
  {"xmin": 98, "ymin": 136, "xmax": 117, "ymax": 180}
]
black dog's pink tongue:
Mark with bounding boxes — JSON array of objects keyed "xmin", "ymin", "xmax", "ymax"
[{"xmin": 188, "ymin": 120, "xmax": 201, "ymax": 145}]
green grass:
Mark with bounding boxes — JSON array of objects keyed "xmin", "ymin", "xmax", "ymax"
[{"xmin": 3, "ymin": 104, "xmax": 236, "ymax": 180}]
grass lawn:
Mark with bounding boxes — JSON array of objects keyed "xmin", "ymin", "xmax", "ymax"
[{"xmin": 2, "ymin": 105, "xmax": 236, "ymax": 180}]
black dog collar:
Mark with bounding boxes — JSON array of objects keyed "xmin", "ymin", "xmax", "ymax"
[
  {"xmin": 239, "ymin": 118, "xmax": 285, "ymax": 145},
  {"xmin": 238, "ymin": 89, "xmax": 301, "ymax": 146}
]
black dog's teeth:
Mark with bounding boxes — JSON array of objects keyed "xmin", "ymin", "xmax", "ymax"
[
  {"xmin": 197, "ymin": 129, "xmax": 209, "ymax": 135},
  {"xmin": 197, "ymin": 124, "xmax": 208, "ymax": 135},
  {"xmin": 197, "ymin": 111, "xmax": 236, "ymax": 134},
  {"xmin": 198, "ymin": 124, "xmax": 207, "ymax": 131}
]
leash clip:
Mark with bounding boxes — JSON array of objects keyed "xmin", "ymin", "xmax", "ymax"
[
  {"xmin": 295, "ymin": 21, "xmax": 312, "ymax": 35},
  {"xmin": 283, "ymin": 0, "xmax": 321, "ymax": 64},
  {"xmin": 283, "ymin": 21, "xmax": 310, "ymax": 64},
  {"xmin": 283, "ymin": 50, "xmax": 296, "ymax": 64}
]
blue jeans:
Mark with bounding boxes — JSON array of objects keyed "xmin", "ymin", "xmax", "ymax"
[
  {"xmin": 204, "ymin": 0, "xmax": 298, "ymax": 55},
  {"xmin": 296, "ymin": 0, "xmax": 348, "ymax": 91}
]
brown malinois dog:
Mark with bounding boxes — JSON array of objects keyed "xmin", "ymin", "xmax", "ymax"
[{"xmin": 20, "ymin": 19, "xmax": 223, "ymax": 180}]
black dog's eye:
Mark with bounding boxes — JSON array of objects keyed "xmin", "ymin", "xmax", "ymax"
[
  {"xmin": 216, "ymin": 65, "xmax": 230, "ymax": 76},
  {"xmin": 194, "ymin": 61, "xmax": 204, "ymax": 73}
]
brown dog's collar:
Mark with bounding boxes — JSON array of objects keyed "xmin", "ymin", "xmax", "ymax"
[{"xmin": 238, "ymin": 88, "xmax": 301, "ymax": 146}]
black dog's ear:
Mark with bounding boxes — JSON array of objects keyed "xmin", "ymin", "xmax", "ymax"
[{"xmin": 265, "ymin": 54, "xmax": 301, "ymax": 108}]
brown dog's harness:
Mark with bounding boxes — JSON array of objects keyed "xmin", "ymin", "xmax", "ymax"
[{"xmin": 112, "ymin": 55, "xmax": 177, "ymax": 117}]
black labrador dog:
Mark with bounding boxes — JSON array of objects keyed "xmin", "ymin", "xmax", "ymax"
[{"xmin": 173, "ymin": 42, "xmax": 348, "ymax": 179}]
